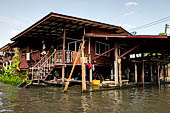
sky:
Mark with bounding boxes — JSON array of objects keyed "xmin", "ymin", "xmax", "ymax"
[{"xmin": 0, "ymin": 0, "xmax": 170, "ymax": 47}]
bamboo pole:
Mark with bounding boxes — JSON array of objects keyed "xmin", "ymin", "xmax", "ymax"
[
  {"xmin": 81, "ymin": 42, "xmax": 86, "ymax": 92},
  {"xmin": 64, "ymin": 41, "xmax": 85, "ymax": 92},
  {"xmin": 81, "ymin": 27, "xmax": 86, "ymax": 92}
]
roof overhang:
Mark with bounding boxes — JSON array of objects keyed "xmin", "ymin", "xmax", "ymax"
[{"xmin": 11, "ymin": 12, "xmax": 131, "ymax": 41}]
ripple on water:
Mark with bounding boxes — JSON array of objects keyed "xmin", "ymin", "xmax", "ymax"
[{"xmin": 0, "ymin": 109, "xmax": 14, "ymax": 113}]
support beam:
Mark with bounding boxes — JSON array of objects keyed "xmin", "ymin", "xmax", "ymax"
[
  {"xmin": 135, "ymin": 62, "xmax": 138, "ymax": 84},
  {"xmin": 92, "ymin": 45, "xmax": 118, "ymax": 61},
  {"xmin": 114, "ymin": 43, "xmax": 119, "ymax": 86},
  {"xmin": 120, "ymin": 44, "xmax": 141, "ymax": 58},
  {"xmin": 62, "ymin": 27, "xmax": 66, "ymax": 83}
]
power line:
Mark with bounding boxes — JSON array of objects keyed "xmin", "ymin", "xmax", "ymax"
[{"xmin": 129, "ymin": 16, "xmax": 170, "ymax": 31}]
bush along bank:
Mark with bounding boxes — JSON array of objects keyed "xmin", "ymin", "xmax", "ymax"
[{"xmin": 0, "ymin": 48, "xmax": 31, "ymax": 86}]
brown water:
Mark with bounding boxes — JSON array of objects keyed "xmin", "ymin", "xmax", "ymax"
[{"xmin": 1, "ymin": 83, "xmax": 170, "ymax": 113}]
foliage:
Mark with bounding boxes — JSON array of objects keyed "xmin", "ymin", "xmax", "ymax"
[
  {"xmin": 0, "ymin": 74, "xmax": 23, "ymax": 86},
  {"xmin": 0, "ymin": 47, "xmax": 30, "ymax": 86},
  {"xmin": 12, "ymin": 48, "xmax": 20, "ymax": 64},
  {"xmin": 25, "ymin": 80, "xmax": 32, "ymax": 84},
  {"xmin": 159, "ymin": 33, "xmax": 167, "ymax": 36}
]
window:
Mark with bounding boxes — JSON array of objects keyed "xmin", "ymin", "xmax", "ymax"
[
  {"xmin": 68, "ymin": 40, "xmax": 81, "ymax": 52},
  {"xmin": 95, "ymin": 41, "xmax": 110, "ymax": 56}
]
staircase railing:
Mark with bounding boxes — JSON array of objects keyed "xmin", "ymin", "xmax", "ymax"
[
  {"xmin": 32, "ymin": 49, "xmax": 57, "ymax": 80},
  {"xmin": 31, "ymin": 51, "xmax": 49, "ymax": 79}
]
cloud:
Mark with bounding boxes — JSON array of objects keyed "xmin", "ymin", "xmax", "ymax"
[
  {"xmin": 124, "ymin": 11, "xmax": 135, "ymax": 16},
  {"xmin": 10, "ymin": 29, "xmax": 20, "ymax": 37},
  {"xmin": 125, "ymin": 2, "xmax": 138, "ymax": 6}
]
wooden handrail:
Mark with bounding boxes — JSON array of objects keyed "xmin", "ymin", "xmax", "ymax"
[
  {"xmin": 32, "ymin": 51, "xmax": 49, "ymax": 69},
  {"xmin": 39, "ymin": 49, "xmax": 56, "ymax": 68}
]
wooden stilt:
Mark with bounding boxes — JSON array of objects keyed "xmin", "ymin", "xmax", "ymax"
[
  {"xmin": 118, "ymin": 48, "xmax": 122, "ymax": 87},
  {"xmin": 81, "ymin": 28, "xmax": 86, "ymax": 92},
  {"xmin": 62, "ymin": 66, "xmax": 65, "ymax": 84},
  {"xmin": 114, "ymin": 44, "xmax": 118, "ymax": 86},
  {"xmin": 62, "ymin": 27, "xmax": 66, "ymax": 83},
  {"xmin": 142, "ymin": 60, "xmax": 145, "ymax": 87},
  {"xmin": 167, "ymin": 64, "xmax": 169, "ymax": 82},
  {"xmin": 81, "ymin": 42, "xmax": 86, "ymax": 92},
  {"xmin": 88, "ymin": 38, "xmax": 92, "ymax": 83},
  {"xmin": 163, "ymin": 64, "xmax": 166, "ymax": 83},
  {"xmin": 135, "ymin": 62, "xmax": 138, "ymax": 84},
  {"xmin": 157, "ymin": 62, "xmax": 160, "ymax": 88},
  {"xmin": 111, "ymin": 65, "xmax": 114, "ymax": 80},
  {"xmin": 151, "ymin": 65, "xmax": 154, "ymax": 83},
  {"xmin": 118, "ymin": 58, "xmax": 122, "ymax": 87}
]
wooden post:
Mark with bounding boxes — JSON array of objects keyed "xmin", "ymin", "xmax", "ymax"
[
  {"xmin": 167, "ymin": 64, "xmax": 169, "ymax": 82},
  {"xmin": 142, "ymin": 60, "xmax": 145, "ymax": 87},
  {"xmin": 118, "ymin": 48, "xmax": 122, "ymax": 87},
  {"xmin": 135, "ymin": 62, "xmax": 138, "ymax": 84},
  {"xmin": 88, "ymin": 38, "xmax": 92, "ymax": 83},
  {"xmin": 118, "ymin": 57, "xmax": 122, "ymax": 87},
  {"xmin": 81, "ymin": 43, "xmax": 86, "ymax": 92},
  {"xmin": 114, "ymin": 43, "xmax": 119, "ymax": 86},
  {"xmin": 163, "ymin": 64, "xmax": 166, "ymax": 83},
  {"xmin": 81, "ymin": 28, "xmax": 86, "ymax": 92},
  {"xmin": 62, "ymin": 27, "xmax": 66, "ymax": 84},
  {"xmin": 111, "ymin": 65, "xmax": 114, "ymax": 80},
  {"xmin": 157, "ymin": 62, "xmax": 160, "ymax": 88},
  {"xmin": 151, "ymin": 65, "xmax": 154, "ymax": 83}
]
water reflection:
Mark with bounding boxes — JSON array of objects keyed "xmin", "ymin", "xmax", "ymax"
[{"xmin": 1, "ymin": 83, "xmax": 170, "ymax": 113}]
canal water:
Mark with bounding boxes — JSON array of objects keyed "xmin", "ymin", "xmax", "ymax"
[{"xmin": 0, "ymin": 83, "xmax": 170, "ymax": 113}]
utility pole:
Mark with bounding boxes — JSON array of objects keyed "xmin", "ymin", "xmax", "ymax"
[{"xmin": 165, "ymin": 24, "xmax": 169, "ymax": 34}]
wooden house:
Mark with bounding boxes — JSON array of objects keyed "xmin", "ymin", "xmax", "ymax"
[
  {"xmin": 0, "ymin": 43, "xmax": 15, "ymax": 69},
  {"xmin": 2, "ymin": 12, "xmax": 170, "ymax": 87}
]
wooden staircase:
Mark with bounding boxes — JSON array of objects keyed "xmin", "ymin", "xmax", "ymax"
[{"xmin": 30, "ymin": 49, "xmax": 57, "ymax": 82}]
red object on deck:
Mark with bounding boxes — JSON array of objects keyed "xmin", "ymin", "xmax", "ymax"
[{"xmin": 87, "ymin": 64, "xmax": 92, "ymax": 69}]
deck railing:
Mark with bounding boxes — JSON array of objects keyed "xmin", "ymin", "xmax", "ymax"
[{"xmin": 31, "ymin": 49, "xmax": 83, "ymax": 80}]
